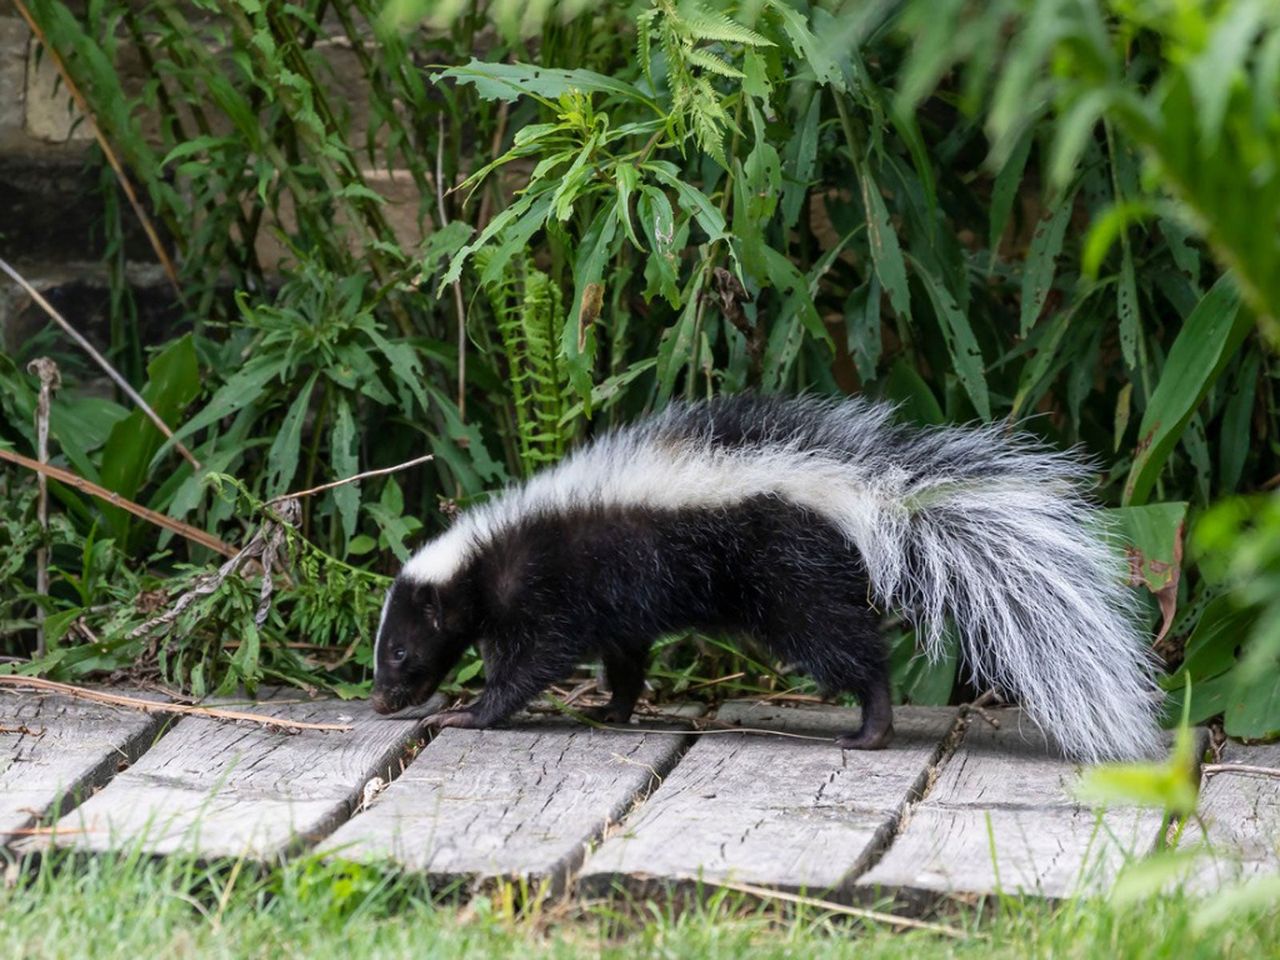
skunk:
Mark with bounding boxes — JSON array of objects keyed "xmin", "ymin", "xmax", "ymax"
[{"xmin": 369, "ymin": 394, "xmax": 1161, "ymax": 763}]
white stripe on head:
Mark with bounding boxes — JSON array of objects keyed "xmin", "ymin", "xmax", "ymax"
[{"xmin": 372, "ymin": 587, "xmax": 392, "ymax": 681}]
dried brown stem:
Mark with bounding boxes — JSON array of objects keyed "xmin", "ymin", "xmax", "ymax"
[
  {"xmin": 27, "ymin": 357, "xmax": 60, "ymax": 658},
  {"xmin": 0, "ymin": 447, "xmax": 234, "ymax": 557},
  {"xmin": 1202, "ymin": 763, "xmax": 1280, "ymax": 780},
  {"xmin": 266, "ymin": 453, "xmax": 433, "ymax": 505},
  {"xmin": 0, "ymin": 258, "xmax": 201, "ymax": 469},
  {"xmin": 437, "ymin": 113, "xmax": 467, "ymax": 426},
  {"xmin": 707, "ymin": 880, "xmax": 974, "ymax": 939},
  {"xmin": 12, "ymin": 0, "xmax": 186, "ymax": 301},
  {"xmin": 0, "ymin": 676, "xmax": 352, "ymax": 732}
]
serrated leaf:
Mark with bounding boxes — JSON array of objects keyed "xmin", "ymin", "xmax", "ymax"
[
  {"xmin": 683, "ymin": 49, "xmax": 744, "ymax": 79},
  {"xmin": 860, "ymin": 169, "xmax": 911, "ymax": 321},
  {"xmin": 1019, "ymin": 186, "xmax": 1076, "ymax": 336},
  {"xmin": 681, "ymin": 8, "xmax": 774, "ymax": 48},
  {"xmin": 331, "ymin": 396, "xmax": 359, "ymax": 540},
  {"xmin": 265, "ymin": 371, "xmax": 317, "ymax": 497},
  {"xmin": 435, "ymin": 58, "xmax": 652, "ymax": 106},
  {"xmin": 910, "ymin": 258, "xmax": 990, "ymax": 420},
  {"xmin": 766, "ymin": 0, "xmax": 845, "ymax": 91}
]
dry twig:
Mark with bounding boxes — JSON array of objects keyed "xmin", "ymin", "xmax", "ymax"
[
  {"xmin": 0, "ymin": 676, "xmax": 352, "ymax": 732},
  {"xmin": 1202, "ymin": 763, "xmax": 1280, "ymax": 780},
  {"xmin": 706, "ymin": 879, "xmax": 974, "ymax": 939},
  {"xmin": 0, "ymin": 447, "xmax": 234, "ymax": 556},
  {"xmin": 436, "ymin": 113, "xmax": 468, "ymax": 426},
  {"xmin": 28, "ymin": 357, "xmax": 60, "ymax": 658},
  {"xmin": 128, "ymin": 499, "xmax": 300, "ymax": 639},
  {"xmin": 266, "ymin": 453, "xmax": 433, "ymax": 504},
  {"xmin": 0, "ymin": 257, "xmax": 201, "ymax": 468}
]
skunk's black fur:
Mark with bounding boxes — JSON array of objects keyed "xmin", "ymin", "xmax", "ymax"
[{"xmin": 370, "ymin": 394, "xmax": 1161, "ymax": 761}]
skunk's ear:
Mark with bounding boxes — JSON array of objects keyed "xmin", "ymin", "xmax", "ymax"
[
  {"xmin": 410, "ymin": 582, "xmax": 441, "ymax": 631},
  {"xmin": 429, "ymin": 585, "xmax": 442, "ymax": 631}
]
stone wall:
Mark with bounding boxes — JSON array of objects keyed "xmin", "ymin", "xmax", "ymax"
[{"xmin": 0, "ymin": 8, "xmax": 434, "ymax": 351}]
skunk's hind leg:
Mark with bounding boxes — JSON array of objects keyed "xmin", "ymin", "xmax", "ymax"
[
  {"xmin": 769, "ymin": 602, "xmax": 895, "ymax": 750},
  {"xmin": 584, "ymin": 646, "xmax": 648, "ymax": 724},
  {"xmin": 835, "ymin": 669, "xmax": 894, "ymax": 750}
]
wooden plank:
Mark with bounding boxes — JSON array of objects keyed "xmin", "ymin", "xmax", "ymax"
[
  {"xmin": 1, "ymin": 688, "xmax": 167, "ymax": 848},
  {"xmin": 857, "ymin": 709, "xmax": 1198, "ymax": 904},
  {"xmin": 1184, "ymin": 742, "xmax": 1280, "ymax": 891},
  {"xmin": 320, "ymin": 712, "xmax": 697, "ymax": 893},
  {"xmin": 36, "ymin": 692, "xmax": 426, "ymax": 860},
  {"xmin": 577, "ymin": 702, "xmax": 957, "ymax": 898}
]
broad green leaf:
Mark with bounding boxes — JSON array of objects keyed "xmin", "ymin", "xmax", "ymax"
[
  {"xmin": 844, "ymin": 277, "xmax": 882, "ymax": 382},
  {"xmin": 156, "ymin": 353, "xmax": 288, "ymax": 464},
  {"xmin": 563, "ymin": 200, "xmax": 621, "ymax": 405},
  {"xmin": 1118, "ymin": 247, "xmax": 1140, "ymax": 370},
  {"xmin": 910, "ymin": 259, "xmax": 990, "ymax": 420},
  {"xmin": 646, "ymin": 163, "xmax": 728, "ymax": 242},
  {"xmin": 988, "ymin": 131, "xmax": 1033, "ymax": 263},
  {"xmin": 1124, "ymin": 276, "xmax": 1246, "ymax": 505},
  {"xmin": 759, "ymin": 244, "xmax": 832, "ymax": 388},
  {"xmin": 766, "ymin": 0, "xmax": 845, "ymax": 92},
  {"xmin": 331, "ymin": 396, "xmax": 359, "ymax": 540},
  {"xmin": 435, "ymin": 59, "xmax": 654, "ymax": 108},
  {"xmin": 781, "ymin": 91, "xmax": 821, "ymax": 230},
  {"xmin": 48, "ymin": 394, "xmax": 129, "ymax": 484},
  {"xmin": 1225, "ymin": 668, "xmax": 1280, "ymax": 739},
  {"xmin": 1105, "ymin": 502, "xmax": 1188, "ymax": 640},
  {"xmin": 265, "ymin": 371, "xmax": 317, "ymax": 497},
  {"xmin": 881, "ymin": 358, "xmax": 944, "ymax": 425},
  {"xmin": 638, "ymin": 186, "xmax": 682, "ymax": 306},
  {"xmin": 656, "ymin": 274, "xmax": 703, "ymax": 404},
  {"xmin": 99, "ymin": 335, "xmax": 200, "ymax": 545},
  {"xmin": 1019, "ymin": 186, "xmax": 1076, "ymax": 336},
  {"xmin": 1219, "ymin": 349, "xmax": 1261, "ymax": 493},
  {"xmin": 1162, "ymin": 594, "xmax": 1258, "ymax": 690},
  {"xmin": 614, "ymin": 163, "xmax": 642, "ymax": 247},
  {"xmin": 860, "ymin": 169, "xmax": 911, "ymax": 322}
]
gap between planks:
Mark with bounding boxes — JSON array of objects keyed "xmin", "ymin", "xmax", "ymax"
[
  {"xmin": 1, "ymin": 687, "xmax": 174, "ymax": 852},
  {"xmin": 15, "ymin": 689, "xmax": 439, "ymax": 863}
]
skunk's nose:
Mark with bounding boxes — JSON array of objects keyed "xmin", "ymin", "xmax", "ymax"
[{"xmin": 370, "ymin": 690, "xmax": 393, "ymax": 715}]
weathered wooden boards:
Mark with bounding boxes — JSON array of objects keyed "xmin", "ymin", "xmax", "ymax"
[
  {"xmin": 858, "ymin": 709, "xmax": 1196, "ymax": 903},
  {"xmin": 1, "ymin": 688, "xmax": 167, "ymax": 849},
  {"xmin": 37, "ymin": 692, "xmax": 425, "ymax": 860},
  {"xmin": 321, "ymin": 713, "xmax": 696, "ymax": 893},
  {"xmin": 1184, "ymin": 742, "xmax": 1280, "ymax": 891},
  {"xmin": 8, "ymin": 685, "xmax": 1273, "ymax": 907},
  {"xmin": 578, "ymin": 702, "xmax": 957, "ymax": 897}
]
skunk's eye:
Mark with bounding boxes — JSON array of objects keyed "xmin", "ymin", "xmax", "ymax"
[{"xmin": 391, "ymin": 647, "xmax": 408, "ymax": 663}]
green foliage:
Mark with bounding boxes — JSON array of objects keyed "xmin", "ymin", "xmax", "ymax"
[
  {"xmin": 0, "ymin": 0, "xmax": 1277, "ymax": 736},
  {"xmin": 478, "ymin": 251, "xmax": 576, "ymax": 475}
]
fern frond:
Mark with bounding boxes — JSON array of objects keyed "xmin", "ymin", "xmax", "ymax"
[
  {"xmin": 683, "ymin": 49, "xmax": 745, "ymax": 79},
  {"xmin": 679, "ymin": 6, "xmax": 773, "ymax": 48},
  {"xmin": 637, "ymin": 8, "xmax": 658, "ymax": 90}
]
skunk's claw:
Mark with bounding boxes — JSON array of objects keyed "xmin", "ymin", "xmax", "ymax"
[{"xmin": 425, "ymin": 709, "xmax": 481, "ymax": 730}]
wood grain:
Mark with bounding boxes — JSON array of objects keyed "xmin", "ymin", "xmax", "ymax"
[
  {"xmin": 857, "ymin": 709, "xmax": 1196, "ymax": 904},
  {"xmin": 1184, "ymin": 742, "xmax": 1280, "ymax": 891},
  {"xmin": 320, "ymin": 712, "xmax": 697, "ymax": 893},
  {"xmin": 578, "ymin": 702, "xmax": 957, "ymax": 898},
  {"xmin": 35, "ymin": 692, "xmax": 426, "ymax": 860},
  {"xmin": 1, "ymin": 687, "xmax": 167, "ymax": 848}
]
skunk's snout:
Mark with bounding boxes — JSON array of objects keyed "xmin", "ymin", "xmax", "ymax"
[{"xmin": 370, "ymin": 688, "xmax": 399, "ymax": 715}]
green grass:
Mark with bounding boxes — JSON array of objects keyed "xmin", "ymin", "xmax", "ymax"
[{"xmin": 1, "ymin": 849, "xmax": 1275, "ymax": 960}]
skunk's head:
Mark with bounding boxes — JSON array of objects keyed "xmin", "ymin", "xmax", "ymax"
[{"xmin": 369, "ymin": 576, "xmax": 469, "ymax": 715}]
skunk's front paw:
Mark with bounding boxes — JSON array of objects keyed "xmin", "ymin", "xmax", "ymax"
[
  {"xmin": 425, "ymin": 709, "xmax": 481, "ymax": 730},
  {"xmin": 582, "ymin": 703, "xmax": 635, "ymax": 725}
]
